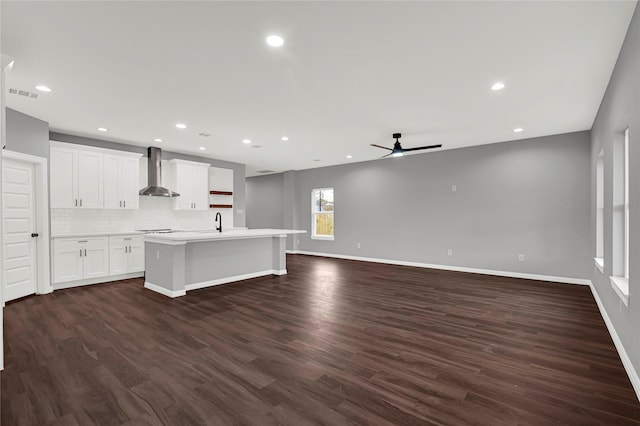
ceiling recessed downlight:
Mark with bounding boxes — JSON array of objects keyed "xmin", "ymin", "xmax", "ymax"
[
  {"xmin": 97, "ymin": 127, "xmax": 108, "ymax": 132},
  {"xmin": 346, "ymin": 155, "xmax": 352, "ymax": 159},
  {"xmin": 266, "ymin": 35, "xmax": 284, "ymax": 47},
  {"xmin": 281, "ymin": 136, "xmax": 289, "ymax": 141},
  {"xmin": 513, "ymin": 127, "xmax": 524, "ymax": 133},
  {"xmin": 199, "ymin": 147, "xmax": 206, "ymax": 150},
  {"xmin": 176, "ymin": 123, "xmax": 187, "ymax": 129},
  {"xmin": 154, "ymin": 138, "xmax": 162, "ymax": 142},
  {"xmin": 242, "ymin": 139, "xmax": 252, "ymax": 144},
  {"xmin": 35, "ymin": 85, "xmax": 51, "ymax": 92},
  {"xmin": 491, "ymin": 82, "xmax": 505, "ymax": 91}
]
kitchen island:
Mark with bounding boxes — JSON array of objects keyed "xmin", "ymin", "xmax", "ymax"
[{"xmin": 143, "ymin": 229, "xmax": 306, "ymax": 298}]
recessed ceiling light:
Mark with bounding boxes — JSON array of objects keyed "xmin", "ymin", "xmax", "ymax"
[
  {"xmin": 281, "ymin": 136, "xmax": 289, "ymax": 141},
  {"xmin": 199, "ymin": 147, "xmax": 206, "ymax": 150},
  {"xmin": 491, "ymin": 82, "xmax": 505, "ymax": 91},
  {"xmin": 176, "ymin": 123, "xmax": 187, "ymax": 129},
  {"xmin": 97, "ymin": 127, "xmax": 108, "ymax": 132},
  {"xmin": 266, "ymin": 35, "xmax": 284, "ymax": 47},
  {"xmin": 35, "ymin": 85, "xmax": 51, "ymax": 92},
  {"xmin": 154, "ymin": 138, "xmax": 162, "ymax": 142},
  {"xmin": 243, "ymin": 139, "xmax": 252, "ymax": 144},
  {"xmin": 513, "ymin": 127, "xmax": 524, "ymax": 133},
  {"xmin": 346, "ymin": 155, "xmax": 352, "ymax": 159}
]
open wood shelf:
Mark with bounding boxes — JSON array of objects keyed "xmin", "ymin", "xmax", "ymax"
[
  {"xmin": 210, "ymin": 204, "xmax": 233, "ymax": 209},
  {"xmin": 210, "ymin": 190, "xmax": 233, "ymax": 195}
]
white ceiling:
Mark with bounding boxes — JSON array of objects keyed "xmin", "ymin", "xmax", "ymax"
[{"xmin": 2, "ymin": 1, "xmax": 637, "ymax": 176}]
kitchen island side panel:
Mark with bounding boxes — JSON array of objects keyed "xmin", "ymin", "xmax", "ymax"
[
  {"xmin": 145, "ymin": 242, "xmax": 186, "ymax": 292},
  {"xmin": 184, "ymin": 238, "xmax": 274, "ymax": 285}
]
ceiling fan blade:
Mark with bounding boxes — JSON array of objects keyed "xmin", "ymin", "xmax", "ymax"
[
  {"xmin": 370, "ymin": 144, "xmax": 393, "ymax": 151},
  {"xmin": 401, "ymin": 144, "xmax": 442, "ymax": 152},
  {"xmin": 381, "ymin": 152, "xmax": 394, "ymax": 158}
]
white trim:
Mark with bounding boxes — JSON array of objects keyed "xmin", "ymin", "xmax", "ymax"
[
  {"xmin": 50, "ymin": 140, "xmax": 142, "ymax": 159},
  {"xmin": 144, "ymin": 281, "xmax": 186, "ymax": 298},
  {"xmin": 311, "ymin": 235, "xmax": 335, "ymax": 241},
  {"xmin": 594, "ymin": 257, "xmax": 604, "ymax": 273},
  {"xmin": 2, "ymin": 150, "xmax": 51, "ymax": 296},
  {"xmin": 588, "ymin": 282, "xmax": 640, "ymax": 401},
  {"xmin": 609, "ymin": 275, "xmax": 629, "ymax": 306},
  {"xmin": 185, "ymin": 269, "xmax": 287, "ymax": 291},
  {"xmin": 290, "ymin": 251, "xmax": 590, "ymax": 285},
  {"xmin": 54, "ymin": 272, "xmax": 144, "ymax": 290}
]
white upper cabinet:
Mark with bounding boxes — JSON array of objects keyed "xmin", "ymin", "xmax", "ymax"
[
  {"xmin": 104, "ymin": 153, "xmax": 141, "ymax": 209},
  {"xmin": 50, "ymin": 141, "xmax": 141, "ymax": 210},
  {"xmin": 167, "ymin": 159, "xmax": 210, "ymax": 210},
  {"xmin": 51, "ymin": 143, "xmax": 103, "ymax": 208}
]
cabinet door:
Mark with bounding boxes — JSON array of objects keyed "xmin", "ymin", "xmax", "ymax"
[
  {"xmin": 50, "ymin": 147, "xmax": 78, "ymax": 208},
  {"xmin": 77, "ymin": 151, "xmax": 104, "ymax": 208},
  {"xmin": 127, "ymin": 236, "xmax": 145, "ymax": 273},
  {"xmin": 120, "ymin": 157, "xmax": 140, "ymax": 209},
  {"xmin": 53, "ymin": 240, "xmax": 83, "ymax": 283},
  {"xmin": 174, "ymin": 164, "xmax": 193, "ymax": 210},
  {"xmin": 192, "ymin": 166, "xmax": 209, "ymax": 210},
  {"xmin": 83, "ymin": 238, "xmax": 109, "ymax": 279},
  {"xmin": 109, "ymin": 237, "xmax": 127, "ymax": 275},
  {"xmin": 103, "ymin": 155, "xmax": 121, "ymax": 209}
]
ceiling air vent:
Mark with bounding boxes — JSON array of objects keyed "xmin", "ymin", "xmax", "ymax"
[
  {"xmin": 257, "ymin": 170, "xmax": 275, "ymax": 174},
  {"xmin": 9, "ymin": 88, "xmax": 38, "ymax": 99},
  {"xmin": 198, "ymin": 132, "xmax": 211, "ymax": 137},
  {"xmin": 252, "ymin": 145, "xmax": 263, "ymax": 149}
]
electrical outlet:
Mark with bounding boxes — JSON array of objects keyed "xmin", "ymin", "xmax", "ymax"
[
  {"xmin": 357, "ymin": 242, "xmax": 361, "ymax": 249},
  {"xmin": 451, "ymin": 185, "xmax": 457, "ymax": 192},
  {"xmin": 297, "ymin": 239, "xmax": 300, "ymax": 245},
  {"xmin": 156, "ymin": 250, "xmax": 160, "ymax": 260},
  {"xmin": 447, "ymin": 249, "xmax": 453, "ymax": 256},
  {"xmin": 518, "ymin": 254, "xmax": 525, "ymax": 262}
]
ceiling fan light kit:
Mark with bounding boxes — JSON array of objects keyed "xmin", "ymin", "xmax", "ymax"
[{"xmin": 371, "ymin": 133, "xmax": 442, "ymax": 158}]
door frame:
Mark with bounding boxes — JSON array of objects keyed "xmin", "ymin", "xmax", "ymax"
[{"xmin": 2, "ymin": 150, "xmax": 51, "ymax": 300}]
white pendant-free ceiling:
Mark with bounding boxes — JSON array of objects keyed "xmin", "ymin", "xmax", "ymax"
[{"xmin": 2, "ymin": 1, "xmax": 636, "ymax": 176}]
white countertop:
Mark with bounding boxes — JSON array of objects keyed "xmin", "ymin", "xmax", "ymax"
[
  {"xmin": 51, "ymin": 231, "xmax": 144, "ymax": 239},
  {"xmin": 144, "ymin": 228, "xmax": 306, "ymax": 245}
]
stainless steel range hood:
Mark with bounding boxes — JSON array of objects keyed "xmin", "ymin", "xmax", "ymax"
[{"xmin": 139, "ymin": 147, "xmax": 180, "ymax": 197}]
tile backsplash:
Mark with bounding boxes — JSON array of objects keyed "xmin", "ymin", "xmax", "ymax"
[{"xmin": 51, "ymin": 197, "xmax": 233, "ymax": 235}]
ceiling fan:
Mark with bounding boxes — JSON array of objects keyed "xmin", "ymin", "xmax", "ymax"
[{"xmin": 371, "ymin": 133, "xmax": 442, "ymax": 158}]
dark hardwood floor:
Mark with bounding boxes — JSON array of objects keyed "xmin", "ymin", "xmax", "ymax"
[{"xmin": 2, "ymin": 254, "xmax": 640, "ymax": 425}]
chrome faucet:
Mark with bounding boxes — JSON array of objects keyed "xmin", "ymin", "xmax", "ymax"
[{"xmin": 215, "ymin": 212, "xmax": 222, "ymax": 232}]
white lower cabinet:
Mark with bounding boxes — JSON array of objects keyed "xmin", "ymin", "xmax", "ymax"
[
  {"xmin": 53, "ymin": 237, "xmax": 109, "ymax": 283},
  {"xmin": 109, "ymin": 235, "xmax": 145, "ymax": 275}
]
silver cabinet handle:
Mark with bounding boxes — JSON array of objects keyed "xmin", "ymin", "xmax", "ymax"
[
  {"xmin": 80, "ymin": 199, "xmax": 83, "ymax": 207},
  {"xmin": 119, "ymin": 201, "xmax": 122, "ymax": 207},
  {"xmin": 84, "ymin": 249, "xmax": 87, "ymax": 256},
  {"xmin": 80, "ymin": 249, "xmax": 82, "ymax": 257},
  {"xmin": 124, "ymin": 200, "xmax": 126, "ymax": 208},
  {"xmin": 75, "ymin": 199, "xmax": 78, "ymax": 207}
]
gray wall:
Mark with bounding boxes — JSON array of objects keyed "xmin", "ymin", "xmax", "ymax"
[
  {"xmin": 5, "ymin": 108, "xmax": 49, "ymax": 159},
  {"xmin": 590, "ymin": 4, "xmax": 640, "ymax": 379},
  {"xmin": 246, "ymin": 173, "xmax": 284, "ymax": 229},
  {"xmin": 248, "ymin": 131, "xmax": 592, "ymax": 280},
  {"xmin": 49, "ymin": 132, "xmax": 247, "ymax": 227}
]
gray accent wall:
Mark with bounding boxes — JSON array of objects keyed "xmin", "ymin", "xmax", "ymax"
[
  {"xmin": 590, "ymin": 4, "xmax": 640, "ymax": 381},
  {"xmin": 6, "ymin": 108, "xmax": 49, "ymax": 159},
  {"xmin": 49, "ymin": 132, "xmax": 247, "ymax": 227},
  {"xmin": 248, "ymin": 131, "xmax": 591, "ymax": 280}
]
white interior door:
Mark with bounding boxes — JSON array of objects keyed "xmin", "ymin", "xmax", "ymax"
[{"xmin": 2, "ymin": 158, "xmax": 37, "ymax": 301}]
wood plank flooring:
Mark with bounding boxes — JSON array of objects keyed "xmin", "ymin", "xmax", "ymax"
[{"xmin": 2, "ymin": 254, "xmax": 640, "ymax": 425}]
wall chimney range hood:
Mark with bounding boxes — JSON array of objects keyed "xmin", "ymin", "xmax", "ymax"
[{"xmin": 139, "ymin": 147, "xmax": 180, "ymax": 197}]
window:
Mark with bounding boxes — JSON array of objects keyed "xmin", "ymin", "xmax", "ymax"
[
  {"xmin": 610, "ymin": 128, "xmax": 629, "ymax": 305},
  {"xmin": 311, "ymin": 188, "xmax": 334, "ymax": 240},
  {"xmin": 595, "ymin": 149, "xmax": 604, "ymax": 272}
]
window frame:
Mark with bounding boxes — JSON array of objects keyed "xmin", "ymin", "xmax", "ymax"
[
  {"xmin": 610, "ymin": 127, "xmax": 630, "ymax": 306},
  {"xmin": 595, "ymin": 149, "xmax": 604, "ymax": 273},
  {"xmin": 311, "ymin": 187, "xmax": 335, "ymax": 241}
]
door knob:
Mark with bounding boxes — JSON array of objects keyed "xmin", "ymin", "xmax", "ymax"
[{"xmin": 31, "ymin": 233, "xmax": 39, "ymax": 238}]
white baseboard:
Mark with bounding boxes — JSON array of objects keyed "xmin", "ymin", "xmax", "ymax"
[
  {"xmin": 289, "ymin": 250, "xmax": 590, "ymax": 285},
  {"xmin": 588, "ymin": 282, "xmax": 640, "ymax": 401},
  {"xmin": 54, "ymin": 272, "xmax": 144, "ymax": 290},
  {"xmin": 185, "ymin": 269, "xmax": 287, "ymax": 291},
  {"xmin": 144, "ymin": 281, "xmax": 186, "ymax": 298}
]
